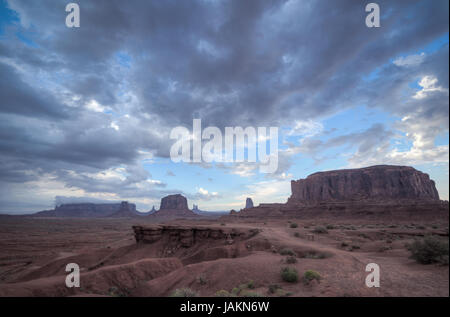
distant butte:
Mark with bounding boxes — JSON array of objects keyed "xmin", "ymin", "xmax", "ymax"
[
  {"xmin": 228, "ymin": 165, "xmax": 448, "ymax": 220},
  {"xmin": 150, "ymin": 194, "xmax": 199, "ymax": 219},
  {"xmin": 288, "ymin": 165, "xmax": 440, "ymax": 204}
]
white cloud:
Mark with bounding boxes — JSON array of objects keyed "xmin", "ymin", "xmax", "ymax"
[
  {"xmin": 393, "ymin": 52, "xmax": 426, "ymax": 67},
  {"xmin": 85, "ymin": 99, "xmax": 107, "ymax": 112},
  {"xmin": 288, "ymin": 119, "xmax": 324, "ymax": 137},
  {"xmin": 413, "ymin": 76, "xmax": 448, "ymax": 100}
]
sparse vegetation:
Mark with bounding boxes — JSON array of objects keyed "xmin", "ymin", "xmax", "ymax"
[
  {"xmin": 279, "ymin": 248, "xmax": 295, "ymax": 256},
  {"xmin": 170, "ymin": 288, "xmax": 198, "ymax": 297},
  {"xmin": 313, "ymin": 226, "xmax": 328, "ymax": 234},
  {"xmin": 303, "ymin": 270, "xmax": 321, "ymax": 284},
  {"xmin": 294, "ymin": 232, "xmax": 300, "ymax": 238},
  {"xmin": 196, "ymin": 274, "xmax": 207, "ymax": 285},
  {"xmin": 240, "ymin": 290, "xmax": 264, "ymax": 297},
  {"xmin": 268, "ymin": 284, "xmax": 281, "ymax": 294},
  {"xmin": 326, "ymin": 224, "xmax": 335, "ymax": 230},
  {"xmin": 289, "ymin": 223, "xmax": 298, "ymax": 228},
  {"xmin": 281, "ymin": 267, "xmax": 299, "ymax": 283},
  {"xmin": 406, "ymin": 236, "xmax": 449, "ymax": 265},
  {"xmin": 108, "ymin": 286, "xmax": 129, "ymax": 297},
  {"xmin": 215, "ymin": 290, "xmax": 232, "ymax": 297},
  {"xmin": 301, "ymin": 251, "xmax": 329, "ymax": 259},
  {"xmin": 285, "ymin": 256, "xmax": 297, "ymax": 264}
]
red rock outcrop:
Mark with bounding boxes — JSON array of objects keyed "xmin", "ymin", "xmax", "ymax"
[
  {"xmin": 224, "ymin": 165, "xmax": 448, "ymax": 220},
  {"xmin": 34, "ymin": 202, "xmax": 137, "ymax": 218},
  {"xmin": 160, "ymin": 194, "xmax": 189, "ymax": 210},
  {"xmin": 132, "ymin": 225, "xmax": 260, "ymax": 249},
  {"xmin": 288, "ymin": 165, "xmax": 439, "ymax": 204},
  {"xmin": 150, "ymin": 194, "xmax": 198, "ymax": 219}
]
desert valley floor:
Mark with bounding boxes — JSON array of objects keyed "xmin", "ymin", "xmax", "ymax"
[{"xmin": 0, "ymin": 215, "xmax": 448, "ymax": 297}]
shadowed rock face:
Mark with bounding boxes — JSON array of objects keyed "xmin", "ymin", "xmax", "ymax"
[
  {"xmin": 151, "ymin": 194, "xmax": 198, "ymax": 219},
  {"xmin": 34, "ymin": 202, "xmax": 136, "ymax": 218},
  {"xmin": 245, "ymin": 198, "xmax": 254, "ymax": 209},
  {"xmin": 160, "ymin": 194, "xmax": 188, "ymax": 210},
  {"xmin": 288, "ymin": 165, "xmax": 440, "ymax": 204}
]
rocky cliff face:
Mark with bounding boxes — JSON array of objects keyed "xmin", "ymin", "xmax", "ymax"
[
  {"xmin": 151, "ymin": 194, "xmax": 198, "ymax": 219},
  {"xmin": 133, "ymin": 225, "xmax": 260, "ymax": 247},
  {"xmin": 160, "ymin": 194, "xmax": 188, "ymax": 210},
  {"xmin": 34, "ymin": 203, "xmax": 132, "ymax": 218},
  {"xmin": 109, "ymin": 201, "xmax": 138, "ymax": 217},
  {"xmin": 288, "ymin": 165, "xmax": 440, "ymax": 204}
]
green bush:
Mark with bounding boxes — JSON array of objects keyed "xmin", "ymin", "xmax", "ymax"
[
  {"xmin": 313, "ymin": 226, "xmax": 328, "ymax": 234},
  {"xmin": 326, "ymin": 224, "xmax": 335, "ymax": 230},
  {"xmin": 240, "ymin": 290, "xmax": 263, "ymax": 297},
  {"xmin": 268, "ymin": 284, "xmax": 280, "ymax": 294},
  {"xmin": 246, "ymin": 280, "xmax": 255, "ymax": 289},
  {"xmin": 290, "ymin": 223, "xmax": 298, "ymax": 228},
  {"xmin": 407, "ymin": 236, "xmax": 449, "ymax": 265},
  {"xmin": 281, "ymin": 267, "xmax": 298, "ymax": 283},
  {"xmin": 279, "ymin": 248, "xmax": 295, "ymax": 256},
  {"xmin": 303, "ymin": 270, "xmax": 321, "ymax": 284},
  {"xmin": 231, "ymin": 287, "xmax": 240, "ymax": 295},
  {"xmin": 215, "ymin": 290, "xmax": 232, "ymax": 297},
  {"xmin": 285, "ymin": 256, "xmax": 297, "ymax": 264},
  {"xmin": 170, "ymin": 288, "xmax": 198, "ymax": 297}
]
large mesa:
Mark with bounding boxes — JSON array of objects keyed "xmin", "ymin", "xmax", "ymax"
[{"xmin": 288, "ymin": 165, "xmax": 440, "ymax": 205}]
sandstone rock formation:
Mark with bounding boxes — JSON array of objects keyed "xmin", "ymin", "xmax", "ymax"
[
  {"xmin": 150, "ymin": 194, "xmax": 198, "ymax": 219},
  {"xmin": 34, "ymin": 202, "xmax": 136, "ymax": 218},
  {"xmin": 133, "ymin": 225, "xmax": 260, "ymax": 248},
  {"xmin": 245, "ymin": 197, "xmax": 254, "ymax": 209},
  {"xmin": 109, "ymin": 201, "xmax": 138, "ymax": 217},
  {"xmin": 160, "ymin": 194, "xmax": 189, "ymax": 210},
  {"xmin": 225, "ymin": 165, "xmax": 448, "ymax": 220},
  {"xmin": 288, "ymin": 165, "xmax": 440, "ymax": 204}
]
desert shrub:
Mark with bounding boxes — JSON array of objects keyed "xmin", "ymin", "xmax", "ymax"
[
  {"xmin": 240, "ymin": 290, "xmax": 263, "ymax": 297},
  {"xmin": 340, "ymin": 242, "xmax": 349, "ymax": 247},
  {"xmin": 285, "ymin": 256, "xmax": 297, "ymax": 264},
  {"xmin": 279, "ymin": 248, "xmax": 295, "ymax": 256},
  {"xmin": 231, "ymin": 287, "xmax": 240, "ymax": 295},
  {"xmin": 313, "ymin": 226, "xmax": 328, "ymax": 234},
  {"xmin": 294, "ymin": 232, "xmax": 300, "ymax": 238},
  {"xmin": 108, "ymin": 286, "xmax": 129, "ymax": 297},
  {"xmin": 281, "ymin": 267, "xmax": 298, "ymax": 283},
  {"xmin": 268, "ymin": 284, "xmax": 281, "ymax": 294},
  {"xmin": 407, "ymin": 236, "xmax": 449, "ymax": 265},
  {"xmin": 196, "ymin": 274, "xmax": 207, "ymax": 285},
  {"xmin": 303, "ymin": 270, "xmax": 321, "ymax": 284},
  {"xmin": 290, "ymin": 223, "xmax": 298, "ymax": 228},
  {"xmin": 246, "ymin": 280, "xmax": 255, "ymax": 289},
  {"xmin": 170, "ymin": 288, "xmax": 198, "ymax": 297},
  {"xmin": 302, "ymin": 251, "xmax": 329, "ymax": 259},
  {"xmin": 215, "ymin": 290, "xmax": 232, "ymax": 297},
  {"xmin": 350, "ymin": 245, "xmax": 360, "ymax": 251},
  {"xmin": 326, "ymin": 224, "xmax": 335, "ymax": 230}
]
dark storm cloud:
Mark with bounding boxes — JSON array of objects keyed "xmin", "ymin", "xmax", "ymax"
[
  {"xmin": 0, "ymin": 0, "xmax": 448, "ymax": 210},
  {"xmin": 0, "ymin": 63, "xmax": 69, "ymax": 118}
]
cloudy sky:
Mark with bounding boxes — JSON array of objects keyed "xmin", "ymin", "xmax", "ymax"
[{"xmin": 0, "ymin": 0, "xmax": 448, "ymax": 214}]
